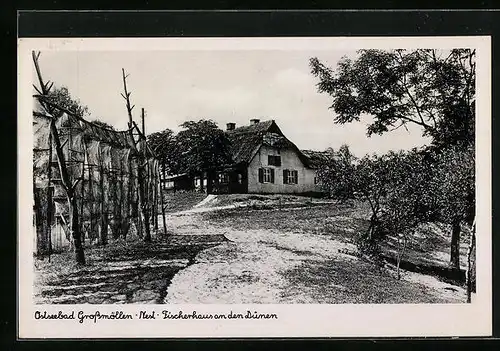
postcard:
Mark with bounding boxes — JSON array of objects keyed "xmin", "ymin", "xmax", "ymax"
[{"xmin": 18, "ymin": 36, "xmax": 492, "ymax": 338}]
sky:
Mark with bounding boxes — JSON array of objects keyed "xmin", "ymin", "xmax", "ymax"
[{"xmin": 36, "ymin": 49, "xmax": 430, "ymax": 157}]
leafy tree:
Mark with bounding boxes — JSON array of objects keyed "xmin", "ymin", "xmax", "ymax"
[
  {"xmin": 352, "ymin": 153, "xmax": 395, "ymax": 257},
  {"xmin": 45, "ymin": 86, "xmax": 90, "ymax": 118},
  {"xmin": 427, "ymin": 145, "xmax": 475, "ymax": 269},
  {"xmin": 381, "ymin": 149, "xmax": 435, "ymax": 278},
  {"xmin": 310, "ymin": 49, "xmax": 475, "ymax": 148},
  {"xmin": 175, "ymin": 120, "xmax": 232, "ymax": 193},
  {"xmin": 319, "ymin": 150, "xmax": 396, "ymax": 257},
  {"xmin": 317, "ymin": 144, "xmax": 357, "ymax": 200},
  {"xmin": 310, "ymin": 48, "xmax": 476, "ymax": 268},
  {"xmin": 147, "ymin": 128, "xmax": 181, "ymax": 178}
]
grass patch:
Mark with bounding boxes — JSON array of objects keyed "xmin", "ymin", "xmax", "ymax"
[
  {"xmin": 163, "ymin": 191, "xmax": 208, "ymax": 213},
  {"xmin": 282, "ymin": 258, "xmax": 463, "ymax": 304},
  {"xmin": 34, "ymin": 234, "xmax": 227, "ymax": 304},
  {"xmin": 202, "ymin": 197, "xmax": 469, "ymax": 286},
  {"xmin": 202, "ymin": 200, "xmax": 369, "ymax": 243}
]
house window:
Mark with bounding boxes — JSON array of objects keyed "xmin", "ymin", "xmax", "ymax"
[
  {"xmin": 283, "ymin": 170, "xmax": 298, "ymax": 184},
  {"xmin": 258, "ymin": 168, "xmax": 275, "ymax": 183},
  {"xmin": 218, "ymin": 173, "xmax": 229, "ymax": 184},
  {"xmin": 314, "ymin": 177, "xmax": 318, "ymax": 185},
  {"xmin": 268, "ymin": 155, "xmax": 281, "ymax": 166}
]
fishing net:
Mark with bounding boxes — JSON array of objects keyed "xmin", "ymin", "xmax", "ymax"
[{"xmin": 33, "ymin": 97, "xmax": 162, "ymax": 254}]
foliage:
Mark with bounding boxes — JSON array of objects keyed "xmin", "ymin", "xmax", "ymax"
[
  {"xmin": 45, "ymin": 86, "xmax": 90, "ymax": 118},
  {"xmin": 316, "ymin": 144, "xmax": 357, "ymax": 200},
  {"xmin": 352, "ymin": 153, "xmax": 394, "ymax": 256},
  {"xmin": 175, "ymin": 120, "xmax": 233, "ymax": 176},
  {"xmin": 147, "ymin": 120, "xmax": 233, "ymax": 180},
  {"xmin": 379, "ymin": 150, "xmax": 437, "ymax": 276},
  {"xmin": 310, "ymin": 49, "xmax": 475, "ymax": 148},
  {"xmin": 383, "ymin": 149, "xmax": 436, "ymax": 228},
  {"xmin": 428, "ymin": 144, "xmax": 475, "ymax": 226},
  {"xmin": 311, "ymin": 49, "xmax": 476, "ymax": 274},
  {"xmin": 318, "ymin": 149, "xmax": 398, "ymax": 256},
  {"xmin": 147, "ymin": 128, "xmax": 181, "ymax": 175}
]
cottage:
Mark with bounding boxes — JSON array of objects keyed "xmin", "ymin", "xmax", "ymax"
[
  {"xmin": 164, "ymin": 119, "xmax": 327, "ymax": 195},
  {"xmin": 214, "ymin": 119, "xmax": 325, "ymax": 195}
]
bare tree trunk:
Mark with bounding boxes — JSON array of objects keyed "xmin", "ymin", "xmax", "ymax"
[
  {"xmin": 99, "ymin": 166, "xmax": 108, "ymax": 245},
  {"xmin": 79, "ymin": 157, "xmax": 86, "ymax": 243},
  {"xmin": 33, "ymin": 186, "xmax": 46, "ymax": 256},
  {"xmin": 49, "ymin": 120, "xmax": 85, "ymax": 264},
  {"xmin": 152, "ymin": 162, "xmax": 158, "ymax": 232},
  {"xmin": 46, "ymin": 131, "xmax": 53, "ymax": 261},
  {"xmin": 139, "ymin": 163, "xmax": 151, "ymax": 242},
  {"xmin": 88, "ymin": 165, "xmax": 95, "ymax": 241},
  {"xmin": 127, "ymin": 157, "xmax": 134, "ymax": 238},
  {"xmin": 118, "ymin": 164, "xmax": 125, "ymax": 239},
  {"xmin": 466, "ymin": 219, "xmax": 476, "ymax": 303},
  {"xmin": 396, "ymin": 235, "xmax": 408, "ymax": 280},
  {"xmin": 159, "ymin": 166, "xmax": 167, "ymax": 236},
  {"xmin": 450, "ymin": 220, "xmax": 461, "ymax": 269},
  {"xmin": 162, "ymin": 161, "xmax": 166, "ymax": 188},
  {"xmin": 70, "ymin": 192, "xmax": 85, "ymax": 264}
]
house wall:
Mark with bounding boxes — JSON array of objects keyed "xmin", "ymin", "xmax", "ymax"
[{"xmin": 247, "ymin": 145, "xmax": 321, "ymax": 194}]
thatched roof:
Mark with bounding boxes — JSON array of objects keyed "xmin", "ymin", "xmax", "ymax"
[
  {"xmin": 300, "ymin": 149, "xmax": 333, "ymax": 169},
  {"xmin": 226, "ymin": 120, "xmax": 275, "ymax": 164},
  {"xmin": 225, "ymin": 120, "xmax": 314, "ymax": 168}
]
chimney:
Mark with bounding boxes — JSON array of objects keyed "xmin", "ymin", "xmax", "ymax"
[
  {"xmin": 250, "ymin": 118, "xmax": 260, "ymax": 125},
  {"xmin": 226, "ymin": 122, "xmax": 236, "ymax": 131}
]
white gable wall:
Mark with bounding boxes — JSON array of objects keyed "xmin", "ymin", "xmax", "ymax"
[{"xmin": 247, "ymin": 145, "xmax": 320, "ymax": 194}]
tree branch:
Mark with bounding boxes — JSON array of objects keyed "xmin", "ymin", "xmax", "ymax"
[{"xmin": 395, "ymin": 50, "xmax": 431, "ymax": 129}]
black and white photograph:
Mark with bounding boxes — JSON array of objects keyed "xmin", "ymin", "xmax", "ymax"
[{"xmin": 18, "ymin": 36, "xmax": 492, "ymax": 338}]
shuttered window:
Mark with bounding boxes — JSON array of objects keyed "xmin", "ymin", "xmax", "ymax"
[
  {"xmin": 283, "ymin": 170, "xmax": 298, "ymax": 184},
  {"xmin": 259, "ymin": 168, "xmax": 274, "ymax": 183}
]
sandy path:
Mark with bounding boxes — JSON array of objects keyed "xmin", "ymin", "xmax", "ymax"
[{"xmin": 162, "ymin": 206, "xmax": 467, "ymax": 304}]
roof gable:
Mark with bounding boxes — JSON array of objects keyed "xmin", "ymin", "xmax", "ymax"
[
  {"xmin": 300, "ymin": 149, "xmax": 333, "ymax": 169},
  {"xmin": 226, "ymin": 120, "xmax": 312, "ymax": 167},
  {"xmin": 225, "ymin": 120, "xmax": 275, "ymax": 164}
]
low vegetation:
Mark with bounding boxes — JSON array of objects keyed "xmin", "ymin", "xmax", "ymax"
[{"xmin": 202, "ymin": 196, "xmax": 469, "ymax": 287}]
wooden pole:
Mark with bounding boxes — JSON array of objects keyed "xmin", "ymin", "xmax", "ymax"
[
  {"xmin": 88, "ymin": 164, "xmax": 95, "ymax": 241},
  {"xmin": 466, "ymin": 217, "xmax": 476, "ymax": 303},
  {"xmin": 121, "ymin": 70, "xmax": 151, "ymax": 242},
  {"xmin": 33, "ymin": 181, "xmax": 44, "ymax": 256},
  {"xmin": 46, "ymin": 131, "xmax": 53, "ymax": 261},
  {"xmin": 122, "ymin": 68, "xmax": 135, "ymax": 129},
  {"xmin": 141, "ymin": 108, "xmax": 145, "ymax": 135},
  {"xmin": 119, "ymin": 162, "xmax": 125, "ymax": 239},
  {"xmin": 159, "ymin": 165, "xmax": 167, "ymax": 236},
  {"xmin": 153, "ymin": 161, "xmax": 159, "ymax": 231},
  {"xmin": 138, "ymin": 110, "xmax": 151, "ymax": 242},
  {"xmin": 99, "ymin": 162, "xmax": 108, "ymax": 245},
  {"xmin": 126, "ymin": 154, "xmax": 133, "ymax": 238},
  {"xmin": 79, "ymin": 150, "xmax": 86, "ymax": 244}
]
